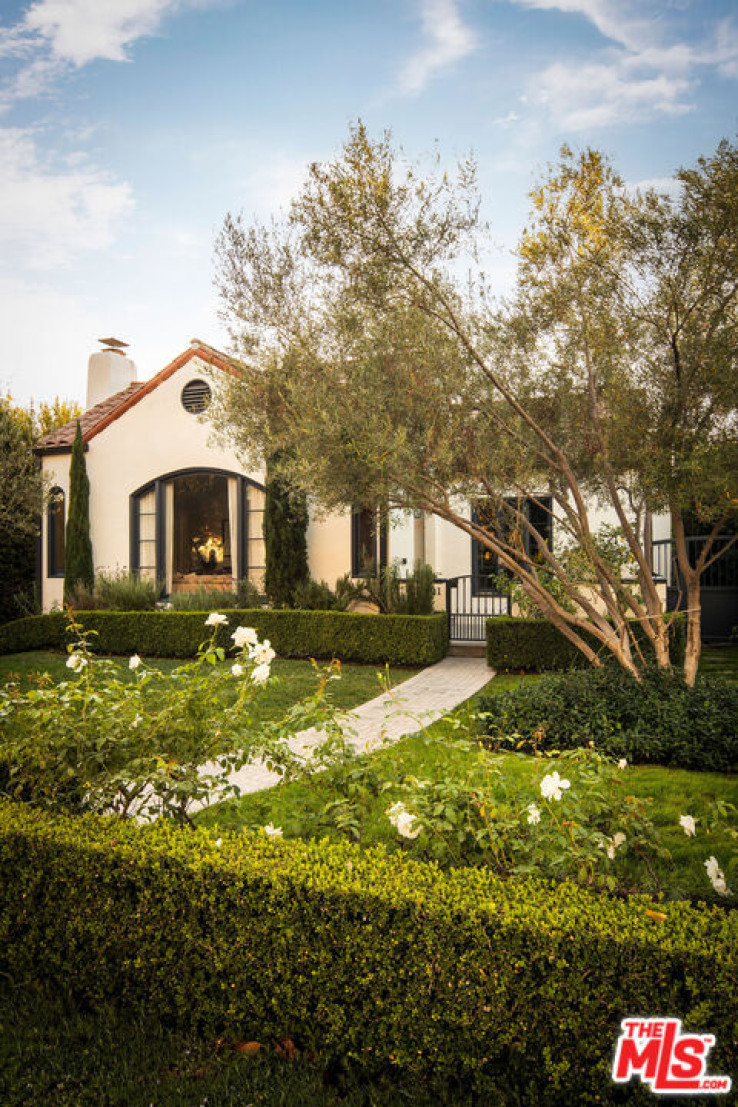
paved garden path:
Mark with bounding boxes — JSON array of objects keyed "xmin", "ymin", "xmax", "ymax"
[{"xmin": 209, "ymin": 655, "xmax": 494, "ymax": 798}]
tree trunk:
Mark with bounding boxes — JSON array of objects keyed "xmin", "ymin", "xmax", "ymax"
[{"xmin": 683, "ymin": 577, "xmax": 702, "ymax": 687}]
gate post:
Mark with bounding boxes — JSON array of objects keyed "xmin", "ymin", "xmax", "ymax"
[{"xmin": 445, "ymin": 577, "xmax": 452, "ymax": 640}]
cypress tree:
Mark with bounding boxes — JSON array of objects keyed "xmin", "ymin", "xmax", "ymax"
[
  {"xmin": 64, "ymin": 421, "xmax": 94, "ymax": 602},
  {"xmin": 263, "ymin": 453, "xmax": 309, "ymax": 607}
]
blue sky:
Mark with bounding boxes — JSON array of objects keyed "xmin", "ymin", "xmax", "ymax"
[{"xmin": 1, "ymin": 0, "xmax": 736, "ymax": 406}]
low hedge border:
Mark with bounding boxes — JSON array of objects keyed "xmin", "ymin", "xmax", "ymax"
[
  {"xmin": 0, "ymin": 802, "xmax": 735, "ymax": 1104},
  {"xmin": 0, "ymin": 610, "xmax": 448, "ymax": 666},
  {"xmin": 486, "ymin": 614, "xmax": 686, "ymax": 672}
]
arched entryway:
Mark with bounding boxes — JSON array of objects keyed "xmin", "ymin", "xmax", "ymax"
[{"xmin": 130, "ymin": 468, "xmax": 265, "ymax": 595}]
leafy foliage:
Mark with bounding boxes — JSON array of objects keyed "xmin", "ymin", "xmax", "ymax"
[
  {"xmin": 1, "ymin": 801, "xmax": 736, "ymax": 1103},
  {"xmin": 63, "ymin": 422, "xmax": 94, "ymax": 602},
  {"xmin": 0, "ymin": 399, "xmax": 42, "ymax": 624},
  {"xmin": 264, "ymin": 454, "xmax": 309, "ymax": 607},
  {"xmin": 167, "ymin": 579, "xmax": 262, "ymax": 611},
  {"xmin": 215, "ymin": 126, "xmax": 738, "ymax": 683},
  {"xmin": 291, "ymin": 575, "xmax": 353, "ymax": 611},
  {"xmin": 478, "ymin": 667, "xmax": 738, "ymax": 773},
  {"xmin": 0, "ymin": 614, "xmax": 341, "ymax": 824},
  {"xmin": 66, "ymin": 568, "xmax": 163, "ymax": 611}
]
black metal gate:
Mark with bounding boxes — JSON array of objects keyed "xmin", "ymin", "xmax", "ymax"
[
  {"xmin": 652, "ymin": 536, "xmax": 738, "ymax": 642},
  {"xmin": 444, "ymin": 576, "xmax": 510, "ymax": 642}
]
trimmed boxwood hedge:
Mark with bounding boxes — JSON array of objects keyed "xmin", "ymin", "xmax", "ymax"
[
  {"xmin": 0, "ymin": 610, "xmax": 448, "ymax": 666},
  {"xmin": 486, "ymin": 614, "xmax": 686, "ymax": 672},
  {"xmin": 0, "ymin": 802, "xmax": 735, "ymax": 1104}
]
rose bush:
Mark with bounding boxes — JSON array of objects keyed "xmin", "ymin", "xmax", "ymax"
[{"xmin": 0, "ymin": 612, "xmax": 343, "ymax": 825}]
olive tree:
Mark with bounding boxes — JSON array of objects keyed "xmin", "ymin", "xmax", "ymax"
[{"xmin": 214, "ymin": 126, "xmax": 738, "ymax": 684}]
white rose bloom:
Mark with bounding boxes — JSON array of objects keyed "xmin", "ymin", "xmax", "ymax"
[
  {"xmin": 205, "ymin": 612, "xmax": 228, "ymax": 626},
  {"xmin": 705, "ymin": 855, "xmax": 721, "ymax": 882},
  {"xmin": 231, "ymin": 663, "xmax": 243, "ymax": 677},
  {"xmin": 232, "ymin": 626, "xmax": 258, "ymax": 649},
  {"xmin": 386, "ymin": 801, "xmax": 421, "ymax": 839},
  {"xmin": 129, "ymin": 654, "xmax": 141, "ymax": 670},
  {"xmin": 612, "ymin": 832, "xmax": 626, "ymax": 848},
  {"xmin": 540, "ymin": 772, "xmax": 571, "ymax": 802},
  {"xmin": 66, "ymin": 653, "xmax": 86, "ymax": 671},
  {"xmin": 251, "ymin": 662, "xmax": 271, "ymax": 685},
  {"xmin": 263, "ymin": 824, "xmax": 283, "ymax": 837},
  {"xmin": 131, "ymin": 714, "xmax": 142, "ymax": 729},
  {"xmin": 527, "ymin": 803, "xmax": 541, "ymax": 825},
  {"xmin": 679, "ymin": 815, "xmax": 697, "ymax": 837},
  {"xmin": 618, "ymin": 759, "xmax": 628, "ymax": 770},
  {"xmin": 215, "ymin": 838, "xmax": 222, "ymax": 848},
  {"xmin": 252, "ymin": 640, "xmax": 276, "ymax": 666},
  {"xmin": 705, "ymin": 856, "xmax": 731, "ymax": 896}
]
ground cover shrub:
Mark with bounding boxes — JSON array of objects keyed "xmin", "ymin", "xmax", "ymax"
[
  {"xmin": 353, "ymin": 560, "xmax": 437, "ymax": 615},
  {"xmin": 291, "ymin": 575, "xmax": 353, "ymax": 611},
  {"xmin": 0, "ymin": 609, "xmax": 449, "ymax": 664},
  {"xmin": 478, "ymin": 667, "xmax": 738, "ymax": 773},
  {"xmin": 0, "ymin": 801, "xmax": 735, "ymax": 1105},
  {"xmin": 67, "ymin": 568, "xmax": 162, "ymax": 611},
  {"xmin": 486, "ymin": 614, "xmax": 686, "ymax": 671},
  {"xmin": 0, "ymin": 613, "xmax": 343, "ymax": 824},
  {"xmin": 167, "ymin": 580, "xmax": 262, "ymax": 611}
]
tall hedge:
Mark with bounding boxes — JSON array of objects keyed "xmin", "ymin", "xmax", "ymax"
[
  {"xmin": 264, "ymin": 455, "xmax": 309, "ymax": 607},
  {"xmin": 0, "ymin": 609, "xmax": 449, "ymax": 666},
  {"xmin": 63, "ymin": 422, "xmax": 94, "ymax": 602},
  {"xmin": 0, "ymin": 802, "xmax": 735, "ymax": 1104}
]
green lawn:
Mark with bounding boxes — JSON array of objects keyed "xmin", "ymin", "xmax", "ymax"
[
  {"xmin": 0, "ymin": 651, "xmax": 419, "ymax": 724},
  {"xmin": 198, "ymin": 652, "xmax": 738, "ymax": 907},
  {"xmin": 699, "ymin": 643, "xmax": 738, "ymax": 683}
]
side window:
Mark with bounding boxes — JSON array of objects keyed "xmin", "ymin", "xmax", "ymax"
[
  {"xmin": 48, "ymin": 487, "xmax": 65, "ymax": 577},
  {"xmin": 472, "ymin": 496, "xmax": 553, "ymax": 591},
  {"xmin": 351, "ymin": 507, "xmax": 377, "ymax": 577}
]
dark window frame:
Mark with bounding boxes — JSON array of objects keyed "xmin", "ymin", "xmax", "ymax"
[
  {"xmin": 129, "ymin": 467, "xmax": 265, "ymax": 589},
  {"xmin": 47, "ymin": 487, "xmax": 65, "ymax": 577},
  {"xmin": 471, "ymin": 495, "xmax": 553, "ymax": 595},
  {"xmin": 351, "ymin": 506, "xmax": 388, "ymax": 578}
]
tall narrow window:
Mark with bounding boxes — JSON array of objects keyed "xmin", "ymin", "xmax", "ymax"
[
  {"xmin": 351, "ymin": 507, "xmax": 388, "ymax": 577},
  {"xmin": 136, "ymin": 487, "xmax": 157, "ymax": 582},
  {"xmin": 47, "ymin": 487, "xmax": 65, "ymax": 577},
  {"xmin": 472, "ymin": 496, "xmax": 553, "ymax": 593}
]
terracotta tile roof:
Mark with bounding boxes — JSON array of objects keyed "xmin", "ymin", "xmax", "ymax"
[
  {"xmin": 36, "ymin": 383, "xmax": 144, "ymax": 451},
  {"xmin": 35, "ymin": 339, "xmax": 241, "ymax": 455}
]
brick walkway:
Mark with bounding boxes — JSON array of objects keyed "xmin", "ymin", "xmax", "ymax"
[{"xmin": 209, "ymin": 655, "xmax": 494, "ymax": 798}]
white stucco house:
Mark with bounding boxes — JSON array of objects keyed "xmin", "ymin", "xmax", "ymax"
[
  {"xmin": 36, "ymin": 338, "xmax": 733, "ymax": 640},
  {"xmin": 37, "ymin": 337, "xmax": 446, "ymax": 613}
]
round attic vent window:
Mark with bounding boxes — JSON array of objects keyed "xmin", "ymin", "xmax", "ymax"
[{"xmin": 181, "ymin": 379, "xmax": 212, "ymax": 414}]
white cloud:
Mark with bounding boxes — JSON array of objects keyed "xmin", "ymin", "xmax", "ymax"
[
  {"xmin": 510, "ymin": 0, "xmax": 653, "ymax": 52},
  {"xmin": 532, "ymin": 59, "xmax": 693, "ymax": 129},
  {"xmin": 399, "ymin": 0, "xmax": 477, "ymax": 95},
  {"xmin": 493, "ymin": 110, "xmax": 520, "ymax": 127},
  {"xmin": 23, "ymin": 0, "xmax": 185, "ymax": 66},
  {"xmin": 0, "ymin": 127, "xmax": 133, "ymax": 268},
  {"xmin": 509, "ymin": 0, "xmax": 738, "ymax": 129},
  {"xmin": 0, "ymin": 0, "xmax": 224, "ymax": 101}
]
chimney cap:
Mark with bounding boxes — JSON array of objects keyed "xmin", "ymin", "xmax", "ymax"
[{"xmin": 98, "ymin": 337, "xmax": 129, "ymax": 350}]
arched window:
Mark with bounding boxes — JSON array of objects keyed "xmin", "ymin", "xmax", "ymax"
[
  {"xmin": 130, "ymin": 469, "xmax": 265, "ymax": 595},
  {"xmin": 48, "ymin": 487, "xmax": 65, "ymax": 577}
]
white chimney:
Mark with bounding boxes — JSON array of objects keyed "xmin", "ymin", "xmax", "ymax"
[{"xmin": 86, "ymin": 337, "xmax": 137, "ymax": 409}]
